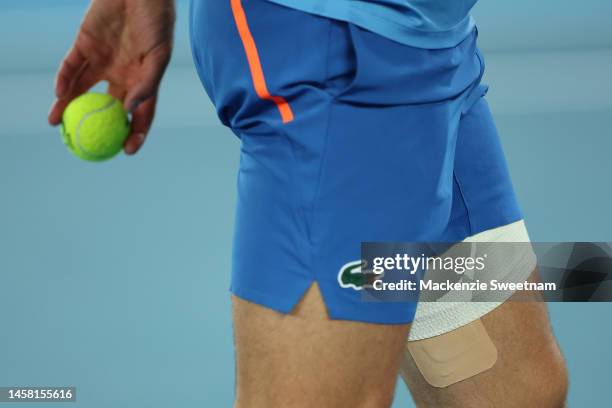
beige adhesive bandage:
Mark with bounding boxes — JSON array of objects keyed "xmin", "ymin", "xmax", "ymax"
[{"xmin": 406, "ymin": 318, "xmax": 497, "ymax": 388}]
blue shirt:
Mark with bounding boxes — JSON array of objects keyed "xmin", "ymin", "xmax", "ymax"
[{"xmin": 266, "ymin": 0, "xmax": 477, "ymax": 49}]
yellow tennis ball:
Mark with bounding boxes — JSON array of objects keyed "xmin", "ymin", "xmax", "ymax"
[{"xmin": 61, "ymin": 93, "xmax": 130, "ymax": 162}]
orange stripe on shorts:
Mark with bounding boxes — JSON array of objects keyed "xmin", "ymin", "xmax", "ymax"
[{"xmin": 230, "ymin": 0, "xmax": 294, "ymax": 124}]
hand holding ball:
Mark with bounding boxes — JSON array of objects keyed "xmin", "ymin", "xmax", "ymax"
[{"xmin": 61, "ymin": 93, "xmax": 130, "ymax": 161}]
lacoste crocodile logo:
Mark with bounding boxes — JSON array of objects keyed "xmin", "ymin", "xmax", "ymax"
[{"xmin": 337, "ymin": 260, "xmax": 380, "ymax": 290}]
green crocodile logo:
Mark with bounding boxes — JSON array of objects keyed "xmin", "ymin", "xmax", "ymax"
[{"xmin": 337, "ymin": 260, "xmax": 380, "ymax": 290}]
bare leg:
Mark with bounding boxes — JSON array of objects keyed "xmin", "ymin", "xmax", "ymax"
[{"xmin": 232, "ymin": 283, "xmax": 411, "ymax": 408}]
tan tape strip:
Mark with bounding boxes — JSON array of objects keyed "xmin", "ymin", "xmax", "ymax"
[{"xmin": 406, "ymin": 319, "xmax": 498, "ymax": 388}]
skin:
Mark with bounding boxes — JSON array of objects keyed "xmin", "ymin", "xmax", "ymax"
[
  {"xmin": 50, "ymin": 2, "xmax": 568, "ymax": 406},
  {"xmin": 233, "ymin": 283, "xmax": 411, "ymax": 408},
  {"xmin": 234, "ymin": 271, "xmax": 568, "ymax": 408},
  {"xmin": 47, "ymin": 0, "xmax": 175, "ymax": 155}
]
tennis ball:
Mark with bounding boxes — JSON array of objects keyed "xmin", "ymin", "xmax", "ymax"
[{"xmin": 60, "ymin": 93, "xmax": 130, "ymax": 162}]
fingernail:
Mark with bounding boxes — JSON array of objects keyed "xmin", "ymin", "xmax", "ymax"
[{"xmin": 127, "ymin": 133, "xmax": 145, "ymax": 155}]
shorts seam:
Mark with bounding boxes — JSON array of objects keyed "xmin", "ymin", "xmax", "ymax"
[
  {"xmin": 453, "ymin": 170, "xmax": 474, "ymax": 236},
  {"xmin": 306, "ymin": 21, "xmax": 335, "ymax": 272}
]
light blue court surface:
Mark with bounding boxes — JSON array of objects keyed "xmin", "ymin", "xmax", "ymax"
[{"xmin": 0, "ymin": 1, "xmax": 611, "ymax": 407}]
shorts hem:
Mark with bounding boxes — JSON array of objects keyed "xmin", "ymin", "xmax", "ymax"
[
  {"xmin": 231, "ymin": 281, "xmax": 417, "ymax": 325},
  {"xmin": 230, "ymin": 280, "xmax": 313, "ymax": 314}
]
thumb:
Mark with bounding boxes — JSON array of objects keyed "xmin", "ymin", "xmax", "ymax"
[{"xmin": 124, "ymin": 44, "xmax": 171, "ymax": 113}]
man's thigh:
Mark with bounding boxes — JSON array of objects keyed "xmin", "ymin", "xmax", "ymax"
[
  {"xmin": 232, "ymin": 283, "xmax": 410, "ymax": 408},
  {"xmin": 400, "ymin": 269, "xmax": 568, "ymax": 408}
]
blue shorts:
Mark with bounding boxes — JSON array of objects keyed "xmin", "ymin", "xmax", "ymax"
[{"xmin": 190, "ymin": 0, "xmax": 522, "ymax": 324}]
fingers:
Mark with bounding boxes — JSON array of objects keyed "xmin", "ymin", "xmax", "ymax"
[
  {"xmin": 49, "ymin": 46, "xmax": 88, "ymax": 126},
  {"xmin": 118, "ymin": 46, "xmax": 168, "ymax": 156},
  {"xmin": 48, "ymin": 64, "xmax": 100, "ymax": 126},
  {"xmin": 49, "ymin": 28, "xmax": 107, "ymax": 126},
  {"xmin": 124, "ymin": 95, "xmax": 157, "ymax": 155},
  {"xmin": 123, "ymin": 44, "xmax": 171, "ymax": 113},
  {"xmin": 55, "ymin": 46, "xmax": 87, "ymax": 99},
  {"xmin": 121, "ymin": 48, "xmax": 169, "ymax": 155}
]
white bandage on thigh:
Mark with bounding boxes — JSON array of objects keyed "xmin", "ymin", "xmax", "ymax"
[
  {"xmin": 403, "ymin": 220, "xmax": 536, "ymax": 387},
  {"xmin": 408, "ymin": 220, "xmax": 537, "ymax": 341}
]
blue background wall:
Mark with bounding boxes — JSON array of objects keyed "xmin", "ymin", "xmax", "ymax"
[{"xmin": 0, "ymin": 1, "xmax": 611, "ymax": 406}]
